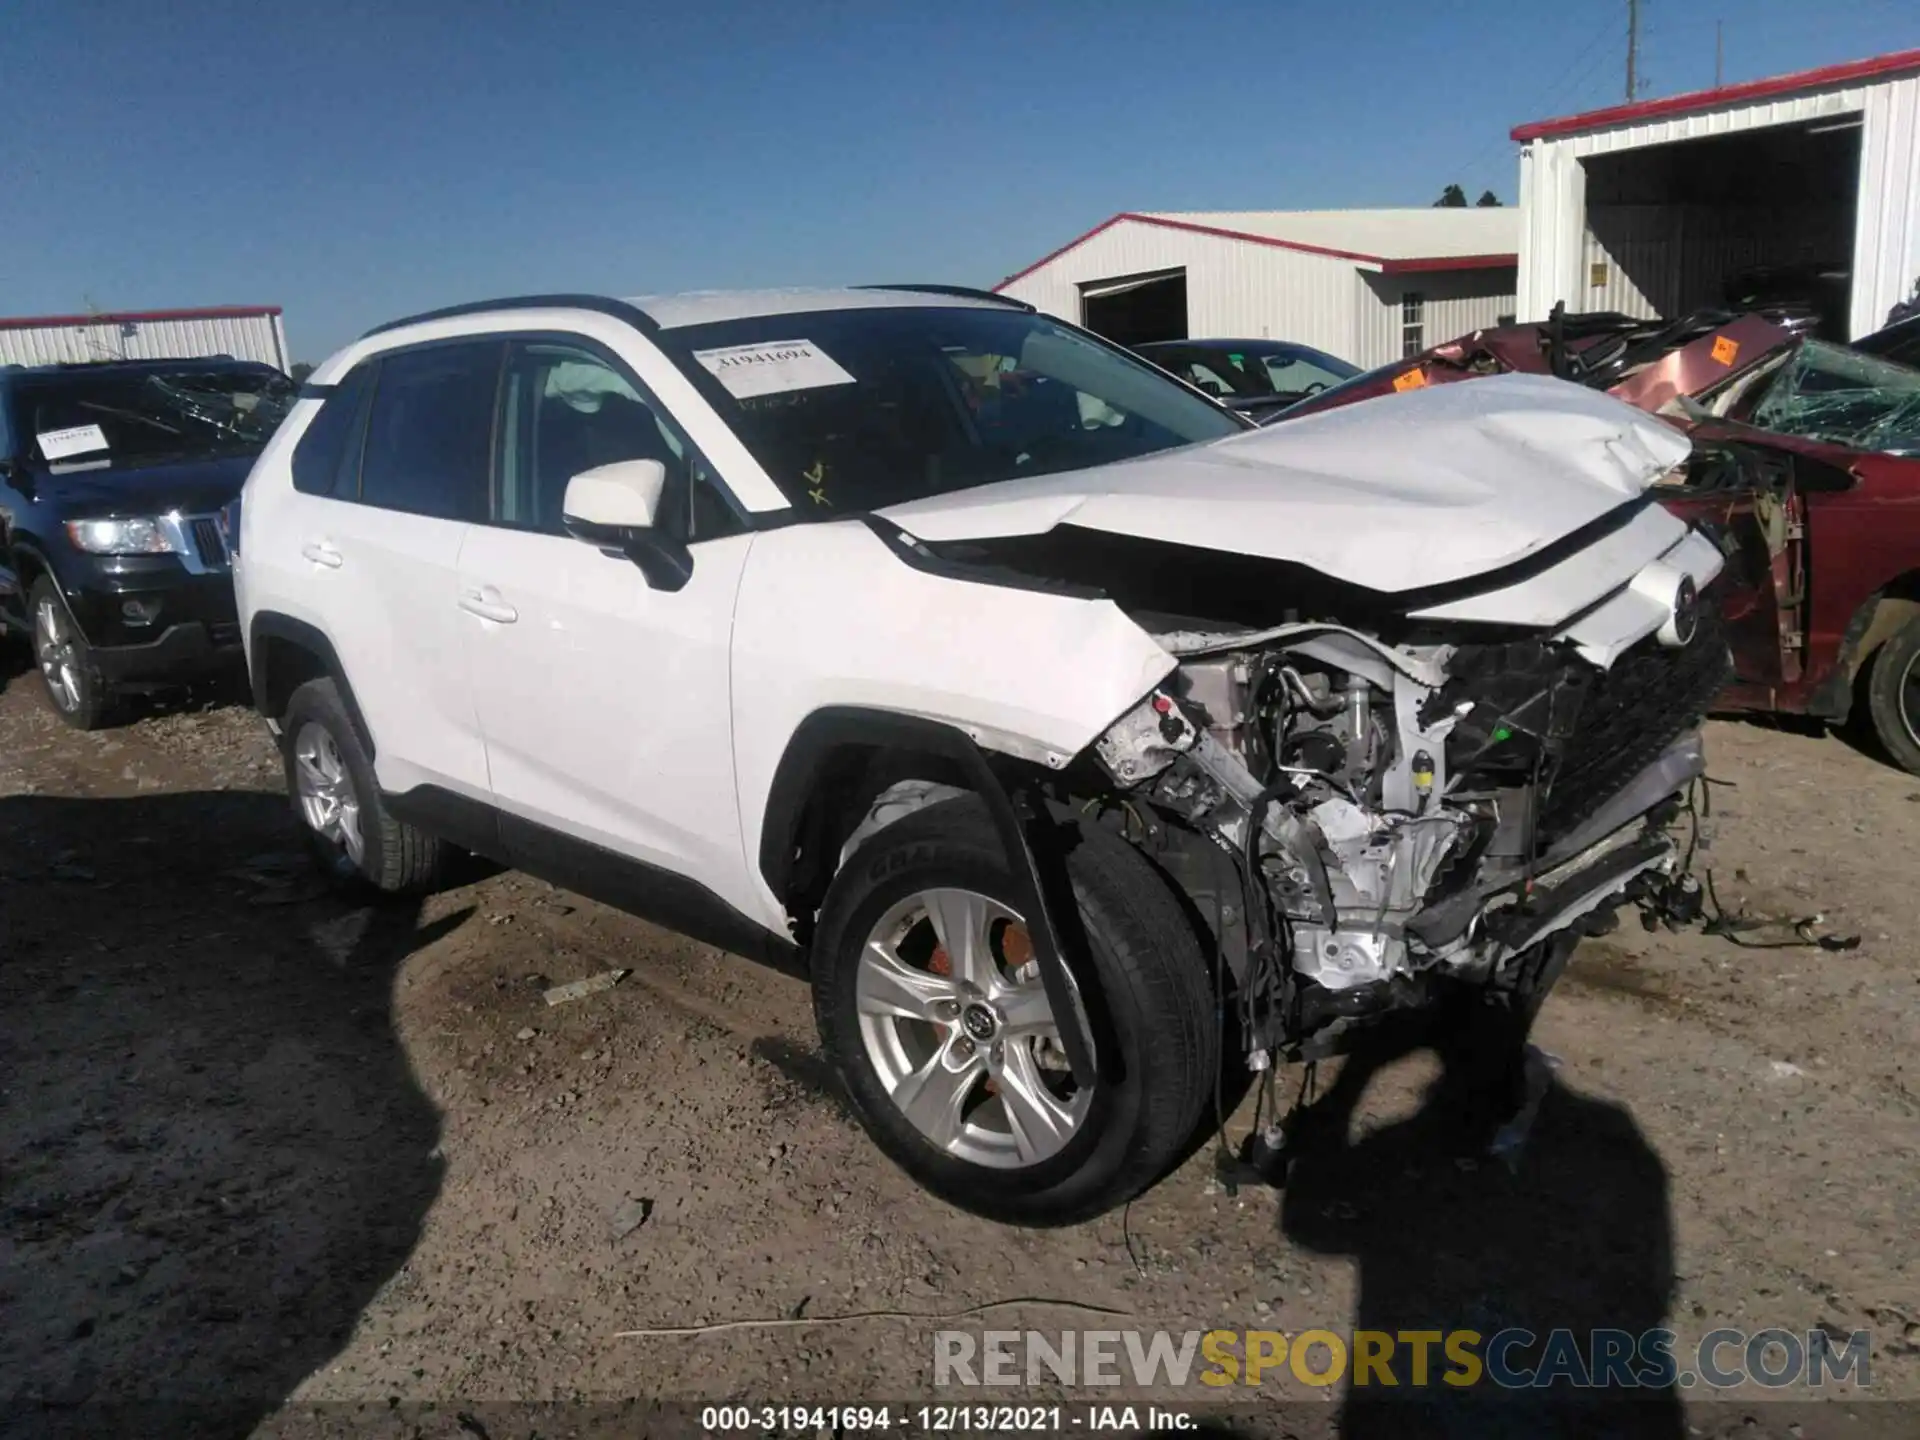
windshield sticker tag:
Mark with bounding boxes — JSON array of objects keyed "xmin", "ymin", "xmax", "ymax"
[
  {"xmin": 692, "ymin": 339, "xmax": 855, "ymax": 399},
  {"xmin": 37, "ymin": 423, "xmax": 110, "ymax": 461},
  {"xmin": 1392, "ymin": 367, "xmax": 1428, "ymax": 392},
  {"xmin": 1711, "ymin": 335, "xmax": 1740, "ymax": 366}
]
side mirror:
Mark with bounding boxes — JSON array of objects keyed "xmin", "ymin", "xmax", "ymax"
[{"xmin": 561, "ymin": 458, "xmax": 692, "ymax": 592}]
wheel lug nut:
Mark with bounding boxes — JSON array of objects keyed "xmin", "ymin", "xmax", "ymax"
[
  {"xmin": 954, "ymin": 1038, "xmax": 975, "ymax": 1056},
  {"xmin": 937, "ymin": 999, "xmax": 961, "ymax": 1018}
]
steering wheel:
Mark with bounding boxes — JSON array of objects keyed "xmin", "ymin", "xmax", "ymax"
[{"xmin": 1300, "ymin": 381, "xmax": 1327, "ymax": 397}]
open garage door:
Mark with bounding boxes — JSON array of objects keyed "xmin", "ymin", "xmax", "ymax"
[
  {"xmin": 1080, "ymin": 269, "xmax": 1187, "ymax": 346},
  {"xmin": 1581, "ymin": 119, "xmax": 1860, "ymax": 338}
]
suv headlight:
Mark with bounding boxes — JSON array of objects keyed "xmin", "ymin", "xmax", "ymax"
[{"xmin": 65, "ymin": 517, "xmax": 184, "ymax": 556}]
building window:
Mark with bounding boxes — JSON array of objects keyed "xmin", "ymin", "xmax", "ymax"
[{"xmin": 1401, "ymin": 293, "xmax": 1426, "ymax": 357}]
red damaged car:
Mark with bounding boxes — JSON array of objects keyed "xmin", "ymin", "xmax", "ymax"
[{"xmin": 1286, "ymin": 311, "xmax": 1920, "ymax": 775}]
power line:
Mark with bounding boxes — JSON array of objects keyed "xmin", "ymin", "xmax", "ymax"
[{"xmin": 1449, "ymin": 4, "xmax": 1622, "ymax": 192}]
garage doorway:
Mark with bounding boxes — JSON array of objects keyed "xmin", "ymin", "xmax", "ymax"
[
  {"xmin": 1079, "ymin": 269, "xmax": 1188, "ymax": 346},
  {"xmin": 1582, "ymin": 119, "xmax": 1860, "ymax": 337}
]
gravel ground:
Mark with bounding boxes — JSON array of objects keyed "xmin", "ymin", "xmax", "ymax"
[{"xmin": 1, "ymin": 652, "xmax": 1917, "ymax": 1439}]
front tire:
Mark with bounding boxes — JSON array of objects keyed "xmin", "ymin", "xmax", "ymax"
[
  {"xmin": 280, "ymin": 676, "xmax": 450, "ymax": 895},
  {"xmin": 30, "ymin": 578, "xmax": 114, "ymax": 730},
  {"xmin": 1866, "ymin": 618, "xmax": 1920, "ymax": 776},
  {"xmin": 812, "ymin": 797, "xmax": 1216, "ymax": 1225}
]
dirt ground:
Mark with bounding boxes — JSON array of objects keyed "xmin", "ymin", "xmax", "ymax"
[{"xmin": 2, "ymin": 649, "xmax": 1918, "ymax": 1439}]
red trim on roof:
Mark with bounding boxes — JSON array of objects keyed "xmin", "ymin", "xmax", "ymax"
[
  {"xmin": 995, "ymin": 212, "xmax": 1513, "ymax": 290},
  {"xmin": 1380, "ymin": 252, "xmax": 1518, "ymax": 274},
  {"xmin": 0, "ymin": 305, "xmax": 283, "ymax": 333},
  {"xmin": 1512, "ymin": 47, "xmax": 1920, "ymax": 141}
]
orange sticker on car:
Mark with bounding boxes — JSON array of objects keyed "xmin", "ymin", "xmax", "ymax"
[
  {"xmin": 1392, "ymin": 368, "xmax": 1428, "ymax": 392},
  {"xmin": 1711, "ymin": 335, "xmax": 1740, "ymax": 365}
]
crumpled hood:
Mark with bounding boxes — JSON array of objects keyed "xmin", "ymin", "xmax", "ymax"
[{"xmin": 880, "ymin": 373, "xmax": 1692, "ymax": 594}]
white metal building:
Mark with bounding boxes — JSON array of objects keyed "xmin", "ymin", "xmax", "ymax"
[
  {"xmin": 0, "ymin": 305, "xmax": 290, "ymax": 370},
  {"xmin": 1514, "ymin": 48, "xmax": 1920, "ymax": 339},
  {"xmin": 994, "ymin": 210, "xmax": 1520, "ymax": 368}
]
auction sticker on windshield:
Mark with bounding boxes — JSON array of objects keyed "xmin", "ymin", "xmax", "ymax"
[
  {"xmin": 694, "ymin": 340, "xmax": 856, "ymax": 399},
  {"xmin": 37, "ymin": 424, "xmax": 110, "ymax": 461}
]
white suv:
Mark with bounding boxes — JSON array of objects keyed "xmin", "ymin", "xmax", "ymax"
[{"xmin": 236, "ymin": 286, "xmax": 1727, "ymax": 1223}]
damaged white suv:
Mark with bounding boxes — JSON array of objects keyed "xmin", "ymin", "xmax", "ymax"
[{"xmin": 236, "ymin": 287, "xmax": 1727, "ymax": 1224}]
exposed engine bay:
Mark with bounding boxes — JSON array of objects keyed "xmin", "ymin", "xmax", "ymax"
[{"xmin": 1090, "ymin": 612, "xmax": 1730, "ymax": 1061}]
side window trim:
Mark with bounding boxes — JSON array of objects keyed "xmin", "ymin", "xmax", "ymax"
[
  {"xmin": 489, "ymin": 331, "xmax": 752, "ymax": 542},
  {"xmin": 341, "ymin": 358, "xmax": 378, "ymax": 501}
]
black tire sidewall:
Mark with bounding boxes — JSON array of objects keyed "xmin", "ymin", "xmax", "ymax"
[
  {"xmin": 1868, "ymin": 622, "xmax": 1920, "ymax": 776},
  {"xmin": 812, "ymin": 803, "xmax": 1184, "ymax": 1224},
  {"xmin": 280, "ymin": 678, "xmax": 383, "ymax": 887}
]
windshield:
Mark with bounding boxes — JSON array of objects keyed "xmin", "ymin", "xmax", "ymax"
[
  {"xmin": 1748, "ymin": 341, "xmax": 1920, "ymax": 456},
  {"xmin": 1142, "ymin": 342, "xmax": 1360, "ymax": 403},
  {"xmin": 15, "ymin": 363, "xmax": 298, "ymax": 471},
  {"xmin": 665, "ymin": 306, "xmax": 1247, "ymax": 513}
]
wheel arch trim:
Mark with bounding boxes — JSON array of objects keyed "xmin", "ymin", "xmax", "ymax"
[
  {"xmin": 247, "ymin": 612, "xmax": 376, "ymax": 759},
  {"xmin": 758, "ymin": 705, "xmax": 1097, "ymax": 1084}
]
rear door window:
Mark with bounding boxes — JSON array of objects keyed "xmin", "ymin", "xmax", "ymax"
[
  {"xmin": 291, "ymin": 361, "xmax": 376, "ymax": 497},
  {"xmin": 357, "ymin": 342, "xmax": 502, "ymax": 520}
]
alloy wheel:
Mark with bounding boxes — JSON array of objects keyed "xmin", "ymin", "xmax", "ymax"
[
  {"xmin": 855, "ymin": 887, "xmax": 1091, "ymax": 1169},
  {"xmin": 292, "ymin": 721, "xmax": 366, "ymax": 868},
  {"xmin": 34, "ymin": 596, "xmax": 82, "ymax": 713}
]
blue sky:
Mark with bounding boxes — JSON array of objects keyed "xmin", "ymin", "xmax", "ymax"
[{"xmin": 5, "ymin": 0, "xmax": 1916, "ymax": 362}]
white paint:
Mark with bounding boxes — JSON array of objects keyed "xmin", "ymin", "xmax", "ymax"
[
  {"xmin": 692, "ymin": 338, "xmax": 856, "ymax": 398},
  {"xmin": 881, "ymin": 374, "xmax": 1692, "ymax": 598},
  {"xmin": 1516, "ymin": 69, "xmax": 1920, "ymax": 339},
  {"xmin": 562, "ymin": 458, "xmax": 667, "ymax": 529},
  {"xmin": 459, "ymin": 523, "xmax": 761, "ymax": 920},
  {"xmin": 726, "ymin": 520, "xmax": 1177, "ymax": 925},
  {"xmin": 35, "ymin": 424, "xmax": 109, "ymax": 460}
]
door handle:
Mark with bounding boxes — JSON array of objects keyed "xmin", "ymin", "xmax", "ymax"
[
  {"xmin": 301, "ymin": 540, "xmax": 343, "ymax": 569},
  {"xmin": 459, "ymin": 586, "xmax": 518, "ymax": 624}
]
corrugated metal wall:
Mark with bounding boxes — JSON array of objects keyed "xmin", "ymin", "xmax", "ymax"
[
  {"xmin": 1353, "ymin": 268, "xmax": 1519, "ymax": 360},
  {"xmin": 1516, "ymin": 72, "xmax": 1920, "ymax": 337},
  {"xmin": 1854, "ymin": 73, "xmax": 1920, "ymax": 336},
  {"xmin": 997, "ymin": 218, "xmax": 1517, "ymax": 368},
  {"xmin": 998, "ymin": 219, "xmax": 1364, "ymax": 361},
  {"xmin": 0, "ymin": 313, "xmax": 288, "ymax": 369},
  {"xmin": 1580, "ymin": 202, "xmax": 1855, "ymax": 317}
]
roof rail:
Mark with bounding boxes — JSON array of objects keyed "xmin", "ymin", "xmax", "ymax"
[
  {"xmin": 856, "ymin": 284, "xmax": 1034, "ymax": 312},
  {"xmin": 361, "ymin": 294, "xmax": 660, "ymax": 339}
]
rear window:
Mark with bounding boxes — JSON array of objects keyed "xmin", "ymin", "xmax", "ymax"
[{"xmin": 291, "ymin": 362, "xmax": 375, "ymax": 497}]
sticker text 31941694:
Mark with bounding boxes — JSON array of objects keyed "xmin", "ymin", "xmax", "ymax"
[{"xmin": 693, "ymin": 339, "xmax": 856, "ymax": 400}]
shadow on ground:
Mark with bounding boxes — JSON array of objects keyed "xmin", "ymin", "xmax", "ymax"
[
  {"xmin": 0, "ymin": 790, "xmax": 460, "ymax": 1439},
  {"xmin": 1278, "ymin": 1016, "xmax": 1681, "ymax": 1440}
]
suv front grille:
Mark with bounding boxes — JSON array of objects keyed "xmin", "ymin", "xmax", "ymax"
[
  {"xmin": 1539, "ymin": 612, "xmax": 1732, "ymax": 846},
  {"xmin": 189, "ymin": 517, "xmax": 227, "ymax": 569}
]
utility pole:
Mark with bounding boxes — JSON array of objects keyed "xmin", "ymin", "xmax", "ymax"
[
  {"xmin": 1627, "ymin": 0, "xmax": 1640, "ymax": 101},
  {"xmin": 1715, "ymin": 18, "xmax": 1724, "ymax": 86}
]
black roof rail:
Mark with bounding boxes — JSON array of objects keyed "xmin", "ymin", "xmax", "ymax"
[
  {"xmin": 856, "ymin": 284, "xmax": 1033, "ymax": 312},
  {"xmin": 361, "ymin": 294, "xmax": 660, "ymax": 339}
]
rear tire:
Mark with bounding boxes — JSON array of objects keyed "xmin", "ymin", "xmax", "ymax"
[
  {"xmin": 812, "ymin": 797, "xmax": 1216, "ymax": 1225},
  {"xmin": 1866, "ymin": 619, "xmax": 1920, "ymax": 776},
  {"xmin": 280, "ymin": 676, "xmax": 450, "ymax": 895},
  {"xmin": 30, "ymin": 578, "xmax": 114, "ymax": 731}
]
